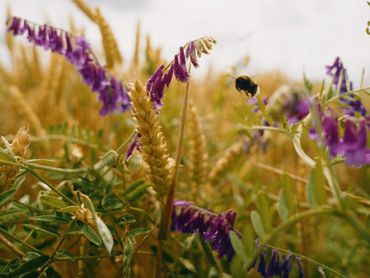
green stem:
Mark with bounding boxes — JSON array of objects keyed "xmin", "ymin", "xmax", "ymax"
[
  {"xmin": 0, "ymin": 227, "xmax": 44, "ymax": 255},
  {"xmin": 27, "ymin": 163, "xmax": 87, "ymax": 175},
  {"xmin": 162, "ymin": 64, "xmax": 192, "ymax": 239},
  {"xmin": 116, "ymin": 130, "xmax": 136, "ymax": 154},
  {"xmin": 23, "ymin": 167, "xmax": 77, "ymax": 205},
  {"xmin": 0, "ymin": 231, "xmax": 25, "ymax": 259},
  {"xmin": 326, "ymin": 86, "xmax": 370, "ymax": 103}
]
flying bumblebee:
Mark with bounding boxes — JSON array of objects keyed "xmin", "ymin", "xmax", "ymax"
[{"xmin": 229, "ymin": 75, "xmax": 259, "ymax": 97}]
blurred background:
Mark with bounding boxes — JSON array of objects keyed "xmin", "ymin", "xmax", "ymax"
[{"xmin": 1, "ymin": 0, "xmax": 369, "ymax": 83}]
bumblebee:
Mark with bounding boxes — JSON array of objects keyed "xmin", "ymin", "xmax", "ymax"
[{"xmin": 234, "ymin": 75, "xmax": 259, "ymax": 97}]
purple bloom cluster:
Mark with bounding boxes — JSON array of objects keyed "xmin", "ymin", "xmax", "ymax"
[
  {"xmin": 250, "ymin": 248, "xmax": 304, "ymax": 278},
  {"xmin": 318, "ymin": 112, "xmax": 370, "ymax": 167},
  {"xmin": 146, "ymin": 42, "xmax": 201, "ymax": 108},
  {"xmin": 7, "ymin": 16, "xmax": 130, "ymax": 115},
  {"xmin": 326, "ymin": 57, "xmax": 367, "ymax": 116},
  {"xmin": 126, "ymin": 37, "xmax": 215, "ymax": 159},
  {"xmin": 171, "ymin": 200, "xmax": 237, "ymax": 260}
]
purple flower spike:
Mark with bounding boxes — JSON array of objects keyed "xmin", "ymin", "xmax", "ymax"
[
  {"xmin": 326, "ymin": 57, "xmax": 367, "ymax": 116},
  {"xmin": 7, "ymin": 16, "xmax": 21, "ymax": 35},
  {"xmin": 295, "ymin": 256, "xmax": 304, "ymax": 278},
  {"xmin": 322, "ymin": 112, "xmax": 340, "ymax": 157},
  {"xmin": 171, "ymin": 200, "xmax": 237, "ymax": 261},
  {"xmin": 326, "ymin": 57, "xmax": 352, "ymax": 93},
  {"xmin": 6, "ymin": 16, "xmax": 130, "ymax": 115},
  {"xmin": 340, "ymin": 119, "xmax": 370, "ymax": 166},
  {"xmin": 173, "ymin": 53, "xmax": 189, "ymax": 82}
]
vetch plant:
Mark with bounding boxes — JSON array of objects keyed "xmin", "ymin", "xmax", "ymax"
[{"xmin": 1, "ymin": 3, "xmax": 369, "ymax": 277}]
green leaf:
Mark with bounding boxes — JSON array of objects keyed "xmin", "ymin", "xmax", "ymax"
[
  {"xmin": 12, "ymin": 255, "xmax": 49, "ymax": 276},
  {"xmin": 40, "ymin": 195, "xmax": 67, "ymax": 209},
  {"xmin": 278, "ymin": 175, "xmax": 296, "ymax": 220},
  {"xmin": 178, "ymin": 258, "xmax": 196, "ymax": 273},
  {"xmin": 229, "ymin": 231, "xmax": 248, "ymax": 262},
  {"xmin": 124, "ymin": 181, "xmax": 149, "ymax": 203},
  {"xmin": 23, "ymin": 224, "xmax": 59, "ymax": 237},
  {"xmin": 102, "ymin": 192, "xmax": 124, "ymax": 210},
  {"xmin": 95, "ymin": 216, "xmax": 113, "ymax": 254},
  {"xmin": 128, "ymin": 227, "xmax": 151, "ymax": 237},
  {"xmin": 77, "ymin": 222, "xmax": 102, "ymax": 246},
  {"xmin": 306, "ymin": 160, "xmax": 326, "ymax": 207},
  {"xmin": 117, "ymin": 213, "xmax": 136, "ymax": 224},
  {"xmin": 250, "ymin": 210, "xmax": 266, "ymax": 238},
  {"xmin": 58, "ymin": 206, "xmax": 79, "ymax": 214},
  {"xmin": 0, "ymin": 189, "xmax": 17, "ymax": 205},
  {"xmin": 0, "ymin": 149, "xmax": 15, "ymax": 165},
  {"xmin": 29, "ymin": 215, "xmax": 69, "ymax": 223},
  {"xmin": 256, "ymin": 192, "xmax": 272, "ymax": 232},
  {"xmin": 198, "ymin": 238, "xmax": 220, "ymax": 272}
]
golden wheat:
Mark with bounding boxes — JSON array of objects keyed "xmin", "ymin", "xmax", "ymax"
[
  {"xmin": 128, "ymin": 80, "xmax": 172, "ymax": 202},
  {"xmin": 208, "ymin": 141, "xmax": 244, "ymax": 184},
  {"xmin": 188, "ymin": 101, "xmax": 208, "ymax": 186}
]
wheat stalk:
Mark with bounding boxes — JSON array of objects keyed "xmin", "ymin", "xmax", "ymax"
[
  {"xmin": 188, "ymin": 101, "xmax": 208, "ymax": 186},
  {"xmin": 129, "ymin": 80, "xmax": 172, "ymax": 202},
  {"xmin": 208, "ymin": 141, "xmax": 244, "ymax": 184},
  {"xmin": 8, "ymin": 86, "xmax": 47, "ymax": 139}
]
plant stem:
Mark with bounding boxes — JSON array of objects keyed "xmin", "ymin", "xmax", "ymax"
[
  {"xmin": 162, "ymin": 65, "xmax": 192, "ymax": 239},
  {"xmin": 0, "ymin": 232, "xmax": 25, "ymax": 258},
  {"xmin": 23, "ymin": 167, "xmax": 77, "ymax": 205},
  {"xmin": 0, "ymin": 227, "xmax": 44, "ymax": 255}
]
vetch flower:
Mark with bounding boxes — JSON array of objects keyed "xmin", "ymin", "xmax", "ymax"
[
  {"xmin": 338, "ymin": 118, "xmax": 370, "ymax": 166},
  {"xmin": 171, "ymin": 200, "xmax": 236, "ymax": 260},
  {"xmin": 319, "ymin": 112, "xmax": 370, "ymax": 167},
  {"xmin": 6, "ymin": 16, "xmax": 130, "ymax": 115},
  {"xmin": 146, "ymin": 36, "xmax": 216, "ymax": 108},
  {"xmin": 326, "ymin": 57, "xmax": 367, "ymax": 116},
  {"xmin": 249, "ymin": 244, "xmax": 304, "ymax": 278},
  {"xmin": 127, "ymin": 36, "xmax": 216, "ymax": 159}
]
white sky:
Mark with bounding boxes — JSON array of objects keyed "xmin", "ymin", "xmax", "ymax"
[{"xmin": 0, "ymin": 0, "xmax": 369, "ymax": 84}]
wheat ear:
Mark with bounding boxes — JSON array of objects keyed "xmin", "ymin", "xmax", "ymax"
[
  {"xmin": 129, "ymin": 80, "xmax": 172, "ymax": 202},
  {"xmin": 94, "ymin": 8, "xmax": 123, "ymax": 69},
  {"xmin": 188, "ymin": 101, "xmax": 208, "ymax": 186},
  {"xmin": 208, "ymin": 141, "xmax": 244, "ymax": 184}
]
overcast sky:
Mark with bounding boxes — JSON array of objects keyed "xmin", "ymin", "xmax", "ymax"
[{"xmin": 1, "ymin": 0, "xmax": 369, "ymax": 84}]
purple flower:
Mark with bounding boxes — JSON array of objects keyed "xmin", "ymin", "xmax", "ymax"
[
  {"xmin": 322, "ymin": 112, "xmax": 340, "ymax": 157},
  {"xmin": 326, "ymin": 57, "xmax": 367, "ymax": 116},
  {"xmin": 339, "ymin": 119, "xmax": 370, "ymax": 166},
  {"xmin": 6, "ymin": 16, "xmax": 130, "ymax": 115},
  {"xmin": 126, "ymin": 37, "xmax": 216, "ymax": 159},
  {"xmin": 287, "ymin": 97, "xmax": 310, "ymax": 124},
  {"xmin": 253, "ymin": 248, "xmax": 304, "ymax": 278},
  {"xmin": 319, "ymin": 112, "xmax": 369, "ymax": 167},
  {"xmin": 171, "ymin": 200, "xmax": 237, "ymax": 260},
  {"xmin": 326, "ymin": 57, "xmax": 353, "ymax": 93},
  {"xmin": 267, "ymin": 86, "xmax": 311, "ymax": 124},
  {"xmin": 145, "ymin": 37, "xmax": 216, "ymax": 109}
]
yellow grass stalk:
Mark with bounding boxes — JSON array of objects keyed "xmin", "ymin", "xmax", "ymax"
[
  {"xmin": 132, "ymin": 21, "xmax": 141, "ymax": 68},
  {"xmin": 8, "ymin": 86, "xmax": 47, "ymax": 139},
  {"xmin": 72, "ymin": 0, "xmax": 96, "ymax": 22},
  {"xmin": 95, "ymin": 8, "xmax": 123, "ymax": 69},
  {"xmin": 5, "ymin": 6, "xmax": 15, "ymax": 56},
  {"xmin": 208, "ymin": 141, "xmax": 244, "ymax": 184},
  {"xmin": 188, "ymin": 101, "xmax": 208, "ymax": 186},
  {"xmin": 128, "ymin": 80, "xmax": 172, "ymax": 202}
]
